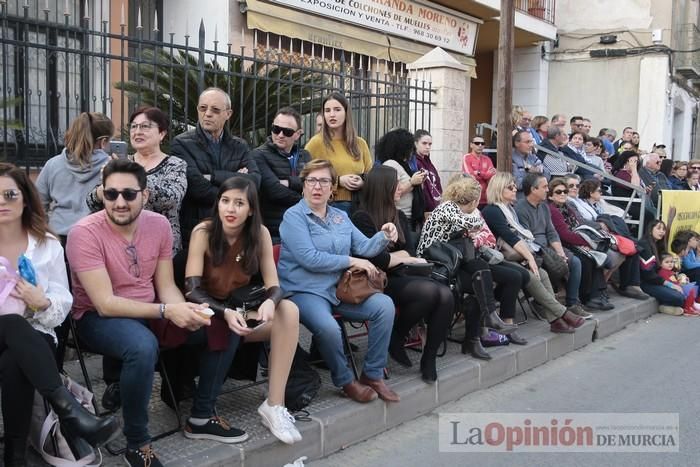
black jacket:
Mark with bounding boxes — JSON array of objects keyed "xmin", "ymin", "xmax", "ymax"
[
  {"xmin": 171, "ymin": 124, "xmax": 260, "ymax": 245},
  {"xmin": 637, "ymin": 238, "xmax": 665, "ymax": 286},
  {"xmin": 252, "ymin": 137, "xmax": 310, "ymax": 239}
]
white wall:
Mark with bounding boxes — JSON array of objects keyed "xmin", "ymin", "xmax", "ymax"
[
  {"xmin": 669, "ymin": 84, "xmax": 698, "ymax": 161},
  {"xmin": 637, "ymin": 56, "xmax": 669, "ymax": 151},
  {"xmin": 555, "ymin": 0, "xmax": 654, "ymax": 32}
]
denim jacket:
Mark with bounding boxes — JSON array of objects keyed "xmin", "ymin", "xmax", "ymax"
[{"xmin": 278, "ymin": 199, "xmax": 389, "ymax": 304}]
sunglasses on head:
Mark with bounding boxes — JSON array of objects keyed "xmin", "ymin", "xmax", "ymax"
[
  {"xmin": 472, "ymin": 141, "xmax": 485, "ymax": 146},
  {"xmin": 552, "ymin": 189, "xmax": 569, "ymax": 195},
  {"xmin": 103, "ymin": 188, "xmax": 143, "ymax": 202},
  {"xmin": 271, "ymin": 125, "xmax": 297, "ymax": 137}
]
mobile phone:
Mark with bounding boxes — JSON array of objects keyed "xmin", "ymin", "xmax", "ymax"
[{"xmin": 108, "ymin": 140, "xmax": 128, "ymax": 158}]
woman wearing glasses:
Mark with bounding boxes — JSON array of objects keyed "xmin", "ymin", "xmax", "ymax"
[
  {"xmin": 278, "ymin": 159, "xmax": 400, "ymax": 403},
  {"xmin": 183, "ymin": 176, "xmax": 302, "ymax": 444},
  {"xmin": 305, "ymin": 93, "xmax": 372, "ymax": 213},
  {"xmin": 36, "ymin": 112, "xmax": 114, "ymax": 244},
  {"xmin": 482, "ymin": 173, "xmax": 586, "ymax": 332},
  {"xmin": 87, "ymin": 107, "xmax": 187, "ymax": 253},
  {"xmin": 0, "ymin": 163, "xmax": 119, "ymax": 466}
]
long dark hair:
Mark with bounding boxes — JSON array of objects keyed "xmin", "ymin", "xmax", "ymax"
[
  {"xmin": 644, "ymin": 219, "xmax": 667, "ymax": 260},
  {"xmin": 207, "ymin": 177, "xmax": 261, "ymax": 275},
  {"xmin": 357, "ymin": 166, "xmax": 405, "ymax": 245},
  {"xmin": 375, "ymin": 128, "xmax": 415, "ymax": 173},
  {"xmin": 321, "ymin": 92, "xmax": 361, "ymax": 160},
  {"xmin": 0, "ymin": 163, "xmax": 52, "ymax": 243}
]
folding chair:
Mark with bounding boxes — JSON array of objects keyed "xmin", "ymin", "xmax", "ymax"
[{"xmin": 68, "ymin": 317, "xmax": 182, "ymax": 455}]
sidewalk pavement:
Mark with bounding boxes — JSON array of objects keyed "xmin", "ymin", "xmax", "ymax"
[{"xmin": 3, "ymin": 289, "xmax": 659, "ymax": 466}]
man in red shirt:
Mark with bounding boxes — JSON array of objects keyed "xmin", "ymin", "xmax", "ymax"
[{"xmin": 462, "ymin": 136, "xmax": 496, "ymax": 207}]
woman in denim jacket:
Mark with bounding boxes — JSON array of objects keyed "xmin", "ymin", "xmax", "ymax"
[{"xmin": 278, "ymin": 159, "xmax": 400, "ymax": 404}]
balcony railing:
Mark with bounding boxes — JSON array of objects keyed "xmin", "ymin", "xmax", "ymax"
[
  {"xmin": 515, "ymin": 0, "xmax": 556, "ymax": 25},
  {"xmin": 674, "ymin": 24, "xmax": 700, "ymax": 80}
]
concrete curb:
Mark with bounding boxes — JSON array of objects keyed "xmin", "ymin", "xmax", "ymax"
[{"xmin": 166, "ymin": 297, "xmax": 658, "ymax": 466}]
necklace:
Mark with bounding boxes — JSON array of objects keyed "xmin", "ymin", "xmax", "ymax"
[{"xmin": 235, "ymin": 252, "xmax": 243, "ymax": 262}]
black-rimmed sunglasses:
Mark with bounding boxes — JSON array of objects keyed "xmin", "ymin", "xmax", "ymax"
[
  {"xmin": 472, "ymin": 141, "xmax": 485, "ymax": 145},
  {"xmin": 103, "ymin": 188, "xmax": 143, "ymax": 202},
  {"xmin": 271, "ymin": 125, "xmax": 297, "ymax": 137}
]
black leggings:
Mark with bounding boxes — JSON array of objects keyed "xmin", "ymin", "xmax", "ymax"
[
  {"xmin": 571, "ymin": 251, "xmax": 606, "ymax": 302},
  {"xmin": 489, "ymin": 261, "xmax": 530, "ymax": 319},
  {"xmin": 385, "ymin": 276, "xmax": 453, "ymax": 357},
  {"xmin": 0, "ymin": 315, "xmax": 62, "ymax": 443}
]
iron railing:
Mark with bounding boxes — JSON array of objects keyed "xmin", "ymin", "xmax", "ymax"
[
  {"xmin": 515, "ymin": 0, "xmax": 556, "ymax": 25},
  {"xmin": 0, "ymin": 1, "xmax": 435, "ymax": 169}
]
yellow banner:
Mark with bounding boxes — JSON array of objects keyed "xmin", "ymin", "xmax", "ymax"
[{"xmin": 659, "ymin": 190, "xmax": 700, "ymax": 250}]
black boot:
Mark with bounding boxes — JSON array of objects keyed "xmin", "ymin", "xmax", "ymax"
[
  {"xmin": 388, "ymin": 331, "xmax": 412, "ymax": 368},
  {"xmin": 3, "ymin": 436, "xmax": 27, "ymax": 467},
  {"xmin": 46, "ymin": 386, "xmax": 120, "ymax": 448},
  {"xmin": 473, "ymin": 270, "xmax": 517, "ymax": 335},
  {"xmin": 420, "ymin": 352, "xmax": 437, "ymax": 384},
  {"xmin": 462, "ymin": 338, "xmax": 492, "ymax": 360}
]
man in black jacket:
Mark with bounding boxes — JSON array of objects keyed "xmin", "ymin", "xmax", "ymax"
[
  {"xmin": 171, "ymin": 87, "xmax": 260, "ymax": 247},
  {"xmin": 253, "ymin": 107, "xmax": 310, "ymax": 242}
]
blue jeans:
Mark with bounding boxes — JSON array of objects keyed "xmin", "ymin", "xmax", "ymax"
[
  {"xmin": 76, "ymin": 314, "xmax": 158, "ymax": 449},
  {"xmin": 640, "ymin": 283, "xmax": 685, "ymax": 307},
  {"xmin": 77, "ymin": 313, "xmax": 239, "ymax": 449},
  {"xmin": 565, "ymin": 252, "xmax": 582, "ymax": 306},
  {"xmin": 290, "ymin": 292, "xmax": 394, "ymax": 387}
]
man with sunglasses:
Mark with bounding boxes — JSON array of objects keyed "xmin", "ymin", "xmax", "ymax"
[
  {"xmin": 171, "ymin": 87, "xmax": 260, "ymax": 248},
  {"xmin": 462, "ymin": 136, "xmax": 495, "ymax": 207},
  {"xmin": 67, "ymin": 159, "xmax": 248, "ymax": 466},
  {"xmin": 253, "ymin": 107, "xmax": 311, "ymax": 242}
]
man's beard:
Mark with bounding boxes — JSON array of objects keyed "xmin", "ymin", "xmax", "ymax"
[{"xmin": 106, "ymin": 206, "xmax": 141, "ymax": 226}]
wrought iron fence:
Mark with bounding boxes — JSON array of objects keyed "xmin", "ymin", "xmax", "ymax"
[{"xmin": 0, "ymin": 1, "xmax": 434, "ymax": 169}]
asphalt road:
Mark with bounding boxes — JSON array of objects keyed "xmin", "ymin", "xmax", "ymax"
[{"xmin": 310, "ymin": 314, "xmax": 699, "ymax": 467}]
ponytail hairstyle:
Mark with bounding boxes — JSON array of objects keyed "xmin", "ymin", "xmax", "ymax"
[
  {"xmin": 64, "ymin": 112, "xmax": 114, "ymax": 167},
  {"xmin": 321, "ymin": 92, "xmax": 361, "ymax": 160}
]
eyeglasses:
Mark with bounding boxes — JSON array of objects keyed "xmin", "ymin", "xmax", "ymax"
[
  {"xmin": 691, "ymin": 166, "xmax": 700, "ymax": 171},
  {"xmin": 567, "ymin": 183, "xmax": 579, "ymax": 189},
  {"xmin": 303, "ymin": 177, "xmax": 333, "ymax": 188},
  {"xmin": 506, "ymin": 184, "xmax": 517, "ymax": 191},
  {"xmin": 103, "ymin": 188, "xmax": 143, "ymax": 202},
  {"xmin": 125, "ymin": 244, "xmax": 140, "ymax": 278},
  {"xmin": 0, "ymin": 189, "xmax": 21, "ymax": 202},
  {"xmin": 472, "ymin": 141, "xmax": 485, "ymax": 146},
  {"xmin": 595, "ymin": 189, "xmax": 603, "ymax": 193},
  {"xmin": 196, "ymin": 104, "xmax": 228, "ymax": 115},
  {"xmin": 271, "ymin": 125, "xmax": 298, "ymax": 137},
  {"xmin": 552, "ymin": 189, "xmax": 569, "ymax": 195},
  {"xmin": 129, "ymin": 122, "xmax": 157, "ymax": 131}
]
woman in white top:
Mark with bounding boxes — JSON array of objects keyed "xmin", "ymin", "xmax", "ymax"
[
  {"xmin": 376, "ymin": 129, "xmax": 426, "ymax": 229},
  {"xmin": 0, "ymin": 163, "xmax": 118, "ymax": 466}
]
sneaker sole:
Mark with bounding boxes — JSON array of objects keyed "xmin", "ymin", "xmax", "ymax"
[
  {"xmin": 183, "ymin": 430, "xmax": 249, "ymax": 444},
  {"xmin": 258, "ymin": 409, "xmax": 298, "ymax": 445}
]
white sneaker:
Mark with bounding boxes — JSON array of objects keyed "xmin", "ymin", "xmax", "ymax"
[
  {"xmin": 658, "ymin": 305, "xmax": 684, "ymax": 316},
  {"xmin": 258, "ymin": 399, "xmax": 302, "ymax": 444}
]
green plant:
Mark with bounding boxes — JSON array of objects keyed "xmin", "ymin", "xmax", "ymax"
[
  {"xmin": 0, "ymin": 97, "xmax": 23, "ymax": 130},
  {"xmin": 115, "ymin": 48, "xmax": 327, "ymax": 145}
]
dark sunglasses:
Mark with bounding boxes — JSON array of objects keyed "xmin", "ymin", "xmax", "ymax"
[
  {"xmin": 0, "ymin": 189, "xmax": 21, "ymax": 202},
  {"xmin": 691, "ymin": 166, "xmax": 700, "ymax": 170},
  {"xmin": 271, "ymin": 125, "xmax": 297, "ymax": 137},
  {"xmin": 567, "ymin": 183, "xmax": 579, "ymax": 188},
  {"xmin": 472, "ymin": 141, "xmax": 485, "ymax": 145},
  {"xmin": 552, "ymin": 189, "xmax": 569, "ymax": 195},
  {"xmin": 103, "ymin": 188, "xmax": 143, "ymax": 202}
]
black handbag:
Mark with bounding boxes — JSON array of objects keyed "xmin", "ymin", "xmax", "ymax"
[
  {"xmin": 421, "ymin": 242, "xmax": 463, "ymax": 285},
  {"xmin": 227, "ymin": 284, "xmax": 266, "ymax": 311},
  {"xmin": 388, "ymin": 262, "xmax": 434, "ymax": 278}
]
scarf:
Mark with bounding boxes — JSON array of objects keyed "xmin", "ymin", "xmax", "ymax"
[{"xmin": 495, "ymin": 202, "xmax": 540, "ymax": 252}]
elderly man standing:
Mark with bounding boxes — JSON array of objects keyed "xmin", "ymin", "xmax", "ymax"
[
  {"xmin": 512, "ymin": 130, "xmax": 549, "ymax": 195},
  {"xmin": 171, "ymin": 87, "xmax": 260, "ymax": 247}
]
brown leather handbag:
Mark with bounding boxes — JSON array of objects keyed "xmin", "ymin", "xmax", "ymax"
[{"xmin": 336, "ymin": 269, "xmax": 388, "ymax": 304}]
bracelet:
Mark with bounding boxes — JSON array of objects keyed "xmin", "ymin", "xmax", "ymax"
[{"xmin": 159, "ymin": 303, "xmax": 167, "ymax": 319}]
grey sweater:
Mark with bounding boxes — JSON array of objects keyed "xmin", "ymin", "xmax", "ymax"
[
  {"xmin": 514, "ymin": 198, "xmax": 560, "ymax": 247},
  {"xmin": 36, "ymin": 149, "xmax": 110, "ymax": 235}
]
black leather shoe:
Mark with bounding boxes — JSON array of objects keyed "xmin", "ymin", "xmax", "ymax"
[
  {"xmin": 47, "ymin": 386, "xmax": 120, "ymax": 448},
  {"xmin": 462, "ymin": 338, "xmax": 492, "ymax": 360},
  {"xmin": 483, "ymin": 312, "xmax": 518, "ymax": 335},
  {"xmin": 420, "ymin": 353, "xmax": 438, "ymax": 384},
  {"xmin": 388, "ymin": 332, "xmax": 412, "ymax": 368},
  {"xmin": 101, "ymin": 381, "xmax": 121, "ymax": 412},
  {"xmin": 507, "ymin": 330, "xmax": 528, "ymax": 345}
]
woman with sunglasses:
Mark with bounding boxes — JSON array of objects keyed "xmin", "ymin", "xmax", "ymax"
[
  {"xmin": 305, "ymin": 93, "xmax": 372, "ymax": 213},
  {"xmin": 351, "ymin": 166, "xmax": 452, "ymax": 383},
  {"xmin": 482, "ymin": 173, "xmax": 586, "ymax": 332},
  {"xmin": 36, "ymin": 112, "xmax": 114, "ymax": 244},
  {"xmin": 0, "ymin": 163, "xmax": 119, "ymax": 465},
  {"xmin": 183, "ymin": 176, "xmax": 302, "ymax": 444},
  {"xmin": 87, "ymin": 106, "xmax": 187, "ymax": 253},
  {"xmin": 254, "ymin": 107, "xmax": 311, "ymax": 242}
]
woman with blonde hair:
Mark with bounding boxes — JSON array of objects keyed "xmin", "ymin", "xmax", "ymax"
[
  {"xmin": 36, "ymin": 112, "xmax": 114, "ymax": 242},
  {"xmin": 416, "ymin": 175, "xmax": 520, "ymax": 359},
  {"xmin": 305, "ymin": 93, "xmax": 372, "ymax": 213},
  {"xmin": 482, "ymin": 172, "xmax": 586, "ymax": 333}
]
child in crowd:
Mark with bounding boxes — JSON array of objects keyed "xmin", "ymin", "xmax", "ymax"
[{"xmin": 657, "ymin": 253, "xmax": 700, "ymax": 316}]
